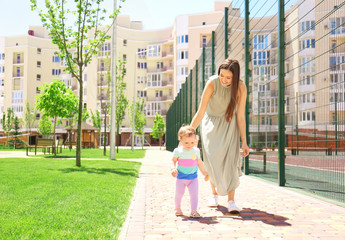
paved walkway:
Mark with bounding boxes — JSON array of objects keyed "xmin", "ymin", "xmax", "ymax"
[{"xmin": 120, "ymin": 150, "xmax": 345, "ymax": 240}]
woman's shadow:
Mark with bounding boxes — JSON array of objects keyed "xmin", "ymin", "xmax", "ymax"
[{"xmin": 179, "ymin": 205, "xmax": 291, "ymax": 226}]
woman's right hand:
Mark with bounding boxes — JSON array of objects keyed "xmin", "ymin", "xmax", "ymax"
[{"xmin": 171, "ymin": 168, "xmax": 178, "ymax": 177}]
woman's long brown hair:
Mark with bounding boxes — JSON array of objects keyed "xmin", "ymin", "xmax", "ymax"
[{"xmin": 217, "ymin": 59, "xmax": 240, "ymax": 122}]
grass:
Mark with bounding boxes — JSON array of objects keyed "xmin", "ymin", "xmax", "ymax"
[
  {"xmin": 0, "ymin": 157, "xmax": 141, "ymax": 239},
  {"xmin": 27, "ymin": 148, "xmax": 146, "ymax": 159}
]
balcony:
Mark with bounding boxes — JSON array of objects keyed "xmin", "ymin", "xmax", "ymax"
[
  {"xmin": 13, "ymin": 59, "xmax": 24, "ymax": 65},
  {"xmin": 97, "ymin": 51, "xmax": 111, "ymax": 58},
  {"xmin": 146, "ymin": 80, "xmax": 173, "ymax": 88},
  {"xmin": 162, "ymin": 51, "xmax": 173, "ymax": 58},
  {"xmin": 98, "ymin": 67, "xmax": 110, "ymax": 73},
  {"xmin": 13, "ymin": 73, "xmax": 23, "ymax": 78},
  {"xmin": 146, "ymin": 110, "xmax": 167, "ymax": 117},
  {"xmin": 147, "ymin": 66, "xmax": 173, "ymax": 73},
  {"xmin": 97, "ymin": 82, "xmax": 108, "ymax": 87},
  {"xmin": 146, "ymin": 95, "xmax": 173, "ymax": 102}
]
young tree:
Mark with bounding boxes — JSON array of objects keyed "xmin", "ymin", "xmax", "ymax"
[
  {"xmin": 129, "ymin": 99, "xmax": 146, "ymax": 150},
  {"xmin": 2, "ymin": 108, "xmax": 15, "ymax": 146},
  {"xmin": 115, "ymin": 59, "xmax": 128, "ymax": 153},
  {"xmin": 35, "ymin": 79, "xmax": 78, "ymax": 156},
  {"xmin": 30, "ymin": 0, "xmax": 121, "ymax": 165},
  {"xmin": 151, "ymin": 113, "xmax": 166, "ymax": 149},
  {"xmin": 37, "ymin": 114, "xmax": 53, "ymax": 138},
  {"xmin": 23, "ymin": 101, "xmax": 37, "ymax": 136},
  {"xmin": 90, "ymin": 109, "xmax": 101, "ymax": 148},
  {"xmin": 12, "ymin": 116, "xmax": 23, "ymax": 149}
]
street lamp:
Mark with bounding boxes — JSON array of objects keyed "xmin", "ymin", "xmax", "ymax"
[{"xmin": 131, "ymin": 48, "xmax": 153, "ymax": 151}]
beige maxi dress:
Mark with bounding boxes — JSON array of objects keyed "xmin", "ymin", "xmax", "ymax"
[{"xmin": 201, "ymin": 75, "xmax": 242, "ymax": 196}]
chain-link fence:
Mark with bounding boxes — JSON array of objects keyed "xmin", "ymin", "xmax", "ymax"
[{"xmin": 166, "ymin": 0, "xmax": 345, "ymax": 203}]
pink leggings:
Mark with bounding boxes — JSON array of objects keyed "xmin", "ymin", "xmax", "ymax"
[{"xmin": 175, "ymin": 178, "xmax": 198, "ymax": 210}]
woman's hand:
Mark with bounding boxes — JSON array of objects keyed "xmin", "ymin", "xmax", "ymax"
[{"xmin": 242, "ymin": 143, "xmax": 249, "ymax": 157}]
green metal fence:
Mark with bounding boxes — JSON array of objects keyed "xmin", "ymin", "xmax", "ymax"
[{"xmin": 166, "ymin": 0, "xmax": 345, "ymax": 203}]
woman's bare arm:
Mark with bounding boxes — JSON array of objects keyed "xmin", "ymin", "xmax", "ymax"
[
  {"xmin": 236, "ymin": 81, "xmax": 249, "ymax": 156},
  {"xmin": 190, "ymin": 80, "xmax": 214, "ymax": 129}
]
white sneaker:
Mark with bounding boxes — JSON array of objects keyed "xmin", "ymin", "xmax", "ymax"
[
  {"xmin": 228, "ymin": 200, "xmax": 240, "ymax": 214},
  {"xmin": 208, "ymin": 194, "xmax": 218, "ymax": 207}
]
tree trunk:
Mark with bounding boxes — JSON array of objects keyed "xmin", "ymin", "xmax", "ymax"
[
  {"xmin": 103, "ymin": 110, "xmax": 107, "ymax": 156},
  {"xmin": 159, "ymin": 137, "xmax": 162, "ymax": 150},
  {"xmin": 76, "ymin": 76, "xmax": 83, "ymax": 167},
  {"xmin": 116, "ymin": 125, "xmax": 120, "ymax": 153},
  {"xmin": 53, "ymin": 116, "xmax": 57, "ymax": 156}
]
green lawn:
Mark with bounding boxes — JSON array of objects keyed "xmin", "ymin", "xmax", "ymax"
[
  {"xmin": 27, "ymin": 148, "xmax": 146, "ymax": 159},
  {"xmin": 0, "ymin": 157, "xmax": 142, "ymax": 239}
]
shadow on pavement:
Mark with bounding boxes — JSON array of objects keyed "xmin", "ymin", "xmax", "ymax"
[{"xmin": 216, "ymin": 205, "xmax": 291, "ymax": 226}]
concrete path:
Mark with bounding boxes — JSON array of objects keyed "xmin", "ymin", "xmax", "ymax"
[{"xmin": 120, "ymin": 150, "xmax": 345, "ymax": 240}]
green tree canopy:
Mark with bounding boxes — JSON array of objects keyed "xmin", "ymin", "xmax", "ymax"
[
  {"xmin": 151, "ymin": 113, "xmax": 166, "ymax": 149},
  {"xmin": 35, "ymin": 79, "xmax": 78, "ymax": 155}
]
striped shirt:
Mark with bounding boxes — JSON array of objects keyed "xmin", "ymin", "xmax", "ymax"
[{"xmin": 173, "ymin": 147, "xmax": 201, "ymax": 179}]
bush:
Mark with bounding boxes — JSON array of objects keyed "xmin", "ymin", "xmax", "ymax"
[
  {"xmin": 271, "ymin": 142, "xmax": 276, "ymax": 151},
  {"xmin": 256, "ymin": 142, "xmax": 263, "ymax": 152}
]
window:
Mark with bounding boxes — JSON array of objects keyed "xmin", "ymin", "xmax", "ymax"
[
  {"xmin": 123, "ymin": 54, "xmax": 127, "ymax": 61},
  {"xmin": 137, "ymin": 62, "xmax": 147, "ymax": 69},
  {"xmin": 181, "ymin": 35, "xmax": 184, "ymax": 43},
  {"xmin": 202, "ymin": 22, "xmax": 206, "ymax": 25},
  {"xmin": 178, "ymin": 51, "xmax": 188, "ymax": 60},
  {"xmin": 13, "ymin": 78, "xmax": 21, "ymax": 90},
  {"xmin": 37, "ymin": 61, "xmax": 41, "ymax": 68},
  {"xmin": 300, "ymin": 39, "xmax": 316, "ymax": 50},
  {"xmin": 300, "ymin": 20, "xmax": 315, "ymax": 33},
  {"xmin": 37, "ymin": 48, "xmax": 41, "ymax": 54},
  {"xmin": 84, "ymin": 74, "xmax": 87, "ymax": 82},
  {"xmin": 300, "ymin": 57, "xmax": 315, "ymax": 73},
  {"xmin": 253, "ymin": 34, "xmax": 268, "ymax": 50},
  {"xmin": 185, "ymin": 35, "xmax": 188, "ymax": 43},
  {"xmin": 148, "ymin": 45, "xmax": 161, "ymax": 57},
  {"xmin": 155, "ymin": 90, "xmax": 163, "ymax": 97},
  {"xmin": 0, "ymin": 53, "xmax": 4, "ymax": 60},
  {"xmin": 330, "ymin": 17, "xmax": 345, "ymax": 35},
  {"xmin": 37, "ymin": 74, "xmax": 41, "ymax": 81},
  {"xmin": 202, "ymin": 36, "xmax": 207, "ymax": 48},
  {"xmin": 101, "ymin": 43, "xmax": 111, "ymax": 51},
  {"xmin": 137, "ymin": 90, "xmax": 147, "ymax": 98},
  {"xmin": 123, "ymin": 39, "xmax": 127, "ymax": 46},
  {"xmin": 52, "ymin": 56, "xmax": 60, "ymax": 62},
  {"xmin": 36, "ymin": 87, "xmax": 40, "ymax": 94},
  {"xmin": 52, "ymin": 69, "xmax": 61, "ymax": 75}
]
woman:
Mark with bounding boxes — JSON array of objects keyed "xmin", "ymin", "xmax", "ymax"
[{"xmin": 190, "ymin": 58, "xmax": 249, "ymax": 213}]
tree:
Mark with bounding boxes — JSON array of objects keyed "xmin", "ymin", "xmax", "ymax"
[
  {"xmin": 30, "ymin": 0, "xmax": 121, "ymax": 166},
  {"xmin": 90, "ymin": 109, "xmax": 101, "ymax": 148},
  {"xmin": 12, "ymin": 117, "xmax": 23, "ymax": 149},
  {"xmin": 2, "ymin": 108, "xmax": 15, "ymax": 146},
  {"xmin": 115, "ymin": 59, "xmax": 128, "ymax": 153},
  {"xmin": 151, "ymin": 113, "xmax": 166, "ymax": 149},
  {"xmin": 35, "ymin": 79, "xmax": 78, "ymax": 156},
  {"xmin": 23, "ymin": 101, "xmax": 37, "ymax": 135},
  {"xmin": 129, "ymin": 99, "xmax": 146, "ymax": 150},
  {"xmin": 37, "ymin": 114, "xmax": 53, "ymax": 138}
]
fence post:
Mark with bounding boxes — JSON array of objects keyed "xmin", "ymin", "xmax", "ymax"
[
  {"xmin": 335, "ymin": 94, "xmax": 338, "ymax": 155},
  {"xmin": 185, "ymin": 78, "xmax": 188, "ymax": 124},
  {"xmin": 190, "ymin": 70, "xmax": 193, "ymax": 123},
  {"xmin": 195, "ymin": 60, "xmax": 198, "ymax": 115},
  {"xmin": 224, "ymin": 7, "xmax": 229, "ymax": 59},
  {"xmin": 278, "ymin": 0, "xmax": 286, "ymax": 186},
  {"xmin": 212, "ymin": 31, "xmax": 215, "ymax": 75},
  {"xmin": 202, "ymin": 48, "xmax": 206, "ymax": 89},
  {"xmin": 244, "ymin": 0, "xmax": 250, "ymax": 175}
]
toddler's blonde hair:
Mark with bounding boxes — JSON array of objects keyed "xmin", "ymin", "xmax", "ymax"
[{"xmin": 178, "ymin": 125, "xmax": 196, "ymax": 140}]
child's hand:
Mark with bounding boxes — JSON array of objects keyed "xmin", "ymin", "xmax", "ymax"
[{"xmin": 171, "ymin": 168, "xmax": 178, "ymax": 177}]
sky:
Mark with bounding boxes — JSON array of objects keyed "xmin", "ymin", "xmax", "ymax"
[{"xmin": 0, "ymin": 0, "xmax": 296, "ymax": 37}]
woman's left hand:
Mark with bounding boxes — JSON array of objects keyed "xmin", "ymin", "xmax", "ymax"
[{"xmin": 242, "ymin": 143, "xmax": 249, "ymax": 157}]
